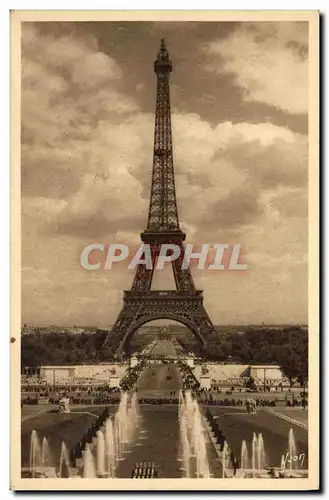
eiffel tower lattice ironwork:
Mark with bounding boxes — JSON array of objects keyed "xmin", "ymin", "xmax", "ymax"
[{"xmin": 103, "ymin": 39, "xmax": 218, "ymax": 358}]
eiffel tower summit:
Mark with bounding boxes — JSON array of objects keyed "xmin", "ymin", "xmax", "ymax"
[{"xmin": 103, "ymin": 39, "xmax": 218, "ymax": 358}]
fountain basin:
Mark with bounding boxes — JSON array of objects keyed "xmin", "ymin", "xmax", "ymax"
[{"xmin": 234, "ymin": 468, "xmax": 309, "ymax": 478}]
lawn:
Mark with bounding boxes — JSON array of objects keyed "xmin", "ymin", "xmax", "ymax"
[
  {"xmin": 209, "ymin": 407, "xmax": 308, "ymax": 470},
  {"xmin": 21, "ymin": 405, "xmax": 114, "ymax": 469}
]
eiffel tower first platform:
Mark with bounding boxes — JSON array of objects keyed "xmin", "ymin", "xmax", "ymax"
[{"xmin": 103, "ymin": 39, "xmax": 218, "ymax": 358}]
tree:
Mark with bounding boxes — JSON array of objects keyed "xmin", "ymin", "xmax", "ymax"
[
  {"xmin": 276, "ymin": 329, "xmax": 308, "ymax": 387},
  {"xmin": 205, "ymin": 343, "xmax": 225, "ymax": 361}
]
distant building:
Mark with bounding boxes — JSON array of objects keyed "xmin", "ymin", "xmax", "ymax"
[
  {"xmin": 39, "ymin": 363, "xmax": 128, "ymax": 385},
  {"xmin": 193, "ymin": 363, "xmax": 284, "ymax": 383}
]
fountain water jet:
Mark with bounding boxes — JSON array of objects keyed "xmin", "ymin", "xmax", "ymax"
[
  {"xmin": 251, "ymin": 432, "xmax": 257, "ymax": 477},
  {"xmin": 241, "ymin": 440, "xmax": 249, "ymax": 470},
  {"xmin": 29, "ymin": 430, "xmax": 41, "ymax": 477},
  {"xmin": 58, "ymin": 442, "xmax": 71, "ymax": 478},
  {"xmin": 178, "ymin": 390, "xmax": 210, "ymax": 478},
  {"xmin": 83, "ymin": 444, "xmax": 96, "ymax": 478},
  {"xmin": 288, "ymin": 428, "xmax": 297, "ymax": 471},
  {"xmin": 105, "ymin": 417, "xmax": 116, "ymax": 478},
  {"xmin": 41, "ymin": 437, "xmax": 51, "ymax": 469},
  {"xmin": 96, "ymin": 430, "xmax": 106, "ymax": 477},
  {"xmin": 257, "ymin": 433, "xmax": 266, "ymax": 470},
  {"xmin": 80, "ymin": 391, "xmax": 140, "ymax": 478},
  {"xmin": 179, "ymin": 416, "xmax": 191, "ymax": 477},
  {"xmin": 250, "ymin": 432, "xmax": 266, "ymax": 476},
  {"xmin": 222, "ymin": 441, "xmax": 228, "ymax": 478},
  {"xmin": 28, "ymin": 430, "xmax": 58, "ymax": 478}
]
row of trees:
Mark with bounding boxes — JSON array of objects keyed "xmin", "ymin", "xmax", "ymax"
[
  {"xmin": 183, "ymin": 327, "xmax": 308, "ymax": 387},
  {"xmin": 21, "ymin": 330, "xmax": 108, "ymax": 367},
  {"xmin": 21, "ymin": 326, "xmax": 308, "ymax": 387}
]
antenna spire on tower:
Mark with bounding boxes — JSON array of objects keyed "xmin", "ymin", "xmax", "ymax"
[{"xmin": 155, "ymin": 37, "xmax": 171, "ymax": 71}]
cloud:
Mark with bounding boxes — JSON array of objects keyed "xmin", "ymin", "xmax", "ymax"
[
  {"xmin": 21, "ymin": 23, "xmax": 140, "ymax": 201},
  {"xmin": 265, "ymin": 186, "xmax": 308, "ymax": 219},
  {"xmin": 32, "ymin": 112, "xmax": 306, "ymax": 241},
  {"xmin": 205, "ymin": 22, "xmax": 308, "ymax": 114},
  {"xmin": 170, "ymin": 115, "xmax": 308, "ymax": 235}
]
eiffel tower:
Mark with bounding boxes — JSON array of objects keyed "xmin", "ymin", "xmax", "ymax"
[{"xmin": 103, "ymin": 39, "xmax": 218, "ymax": 358}]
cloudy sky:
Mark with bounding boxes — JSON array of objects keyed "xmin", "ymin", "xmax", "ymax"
[{"xmin": 21, "ymin": 20, "xmax": 309, "ymax": 327}]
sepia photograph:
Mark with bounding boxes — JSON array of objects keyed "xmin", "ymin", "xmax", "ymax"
[{"xmin": 10, "ymin": 10, "xmax": 319, "ymax": 491}]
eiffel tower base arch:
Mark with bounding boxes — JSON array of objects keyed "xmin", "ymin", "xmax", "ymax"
[{"xmin": 103, "ymin": 290, "xmax": 218, "ymax": 358}]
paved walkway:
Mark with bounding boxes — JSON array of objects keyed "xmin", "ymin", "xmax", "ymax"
[
  {"xmin": 264, "ymin": 408, "xmax": 308, "ymax": 429},
  {"xmin": 137, "ymin": 362, "xmax": 182, "ymax": 397}
]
